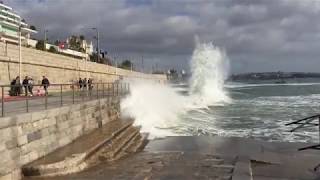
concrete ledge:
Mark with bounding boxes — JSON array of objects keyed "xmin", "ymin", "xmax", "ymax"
[
  {"xmin": 83, "ymin": 121, "xmax": 133, "ymax": 160},
  {"xmin": 0, "ymin": 169, "xmax": 21, "ymax": 180},
  {"xmin": 232, "ymin": 156, "xmax": 253, "ymax": 180}
]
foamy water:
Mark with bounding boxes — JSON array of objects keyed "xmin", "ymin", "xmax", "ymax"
[{"xmin": 176, "ymin": 82, "xmax": 320, "ymax": 143}]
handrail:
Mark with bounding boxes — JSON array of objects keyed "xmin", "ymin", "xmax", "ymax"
[
  {"xmin": 285, "ymin": 114, "xmax": 320, "ymax": 132},
  {"xmin": 286, "ymin": 114, "xmax": 320, "ymax": 171},
  {"xmin": 0, "ymin": 82, "xmax": 130, "ymax": 117},
  {"xmin": 285, "ymin": 114, "xmax": 320, "ymax": 126},
  {"xmin": 0, "ymin": 82, "xmax": 116, "ymax": 88}
]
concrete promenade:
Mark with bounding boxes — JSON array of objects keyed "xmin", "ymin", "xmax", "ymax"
[
  {"xmin": 1, "ymin": 88, "xmax": 123, "ymax": 117},
  {"xmin": 23, "ymin": 136, "xmax": 320, "ymax": 180}
]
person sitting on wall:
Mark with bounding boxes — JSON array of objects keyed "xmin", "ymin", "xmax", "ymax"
[
  {"xmin": 41, "ymin": 76, "xmax": 50, "ymax": 96},
  {"xmin": 9, "ymin": 78, "xmax": 16, "ymax": 96},
  {"xmin": 14, "ymin": 76, "xmax": 21, "ymax": 96}
]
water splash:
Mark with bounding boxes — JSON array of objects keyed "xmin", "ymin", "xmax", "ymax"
[
  {"xmin": 121, "ymin": 41, "xmax": 231, "ymax": 138},
  {"xmin": 121, "ymin": 80, "xmax": 187, "ymax": 139},
  {"xmin": 189, "ymin": 41, "xmax": 231, "ymax": 106}
]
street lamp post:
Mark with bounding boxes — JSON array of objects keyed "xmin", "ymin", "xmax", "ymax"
[
  {"xmin": 18, "ymin": 20, "xmax": 22, "ymax": 81},
  {"xmin": 114, "ymin": 54, "xmax": 118, "ymax": 75},
  {"xmin": 44, "ymin": 29, "xmax": 48, "ymax": 51},
  {"xmin": 92, "ymin": 28, "xmax": 99, "ymax": 63},
  {"xmin": 85, "ymin": 45, "xmax": 88, "ymax": 79},
  {"xmin": 141, "ymin": 55, "xmax": 144, "ymax": 73}
]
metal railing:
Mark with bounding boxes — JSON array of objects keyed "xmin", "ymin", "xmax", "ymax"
[
  {"xmin": 286, "ymin": 114, "xmax": 320, "ymax": 171},
  {"xmin": 0, "ymin": 82, "xmax": 130, "ymax": 117},
  {"xmin": 285, "ymin": 114, "xmax": 320, "ymax": 143}
]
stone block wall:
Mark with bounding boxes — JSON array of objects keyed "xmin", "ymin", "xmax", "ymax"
[
  {"xmin": 0, "ymin": 97, "xmax": 120, "ymax": 180},
  {"xmin": 0, "ymin": 42, "xmax": 167, "ymax": 85}
]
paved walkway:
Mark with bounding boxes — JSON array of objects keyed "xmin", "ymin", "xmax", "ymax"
[
  {"xmin": 0, "ymin": 89, "xmax": 125, "ymax": 117},
  {"xmin": 23, "ymin": 136, "xmax": 320, "ymax": 180}
]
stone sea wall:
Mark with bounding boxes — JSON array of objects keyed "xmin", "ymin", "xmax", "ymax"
[
  {"xmin": 0, "ymin": 97, "xmax": 120, "ymax": 180},
  {"xmin": 0, "ymin": 42, "xmax": 167, "ymax": 85}
]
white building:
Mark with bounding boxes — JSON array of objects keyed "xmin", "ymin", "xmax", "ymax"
[
  {"xmin": 0, "ymin": 2, "xmax": 37, "ymax": 44},
  {"xmin": 0, "ymin": 2, "xmax": 94, "ymax": 59}
]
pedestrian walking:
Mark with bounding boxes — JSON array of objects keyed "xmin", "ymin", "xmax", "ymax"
[
  {"xmin": 28, "ymin": 77, "xmax": 34, "ymax": 96},
  {"xmin": 41, "ymin": 76, "xmax": 50, "ymax": 96},
  {"xmin": 88, "ymin": 78, "xmax": 93, "ymax": 96},
  {"xmin": 22, "ymin": 76, "xmax": 29, "ymax": 96},
  {"xmin": 78, "ymin": 78, "xmax": 83, "ymax": 90},
  {"xmin": 83, "ymin": 78, "xmax": 87, "ymax": 90}
]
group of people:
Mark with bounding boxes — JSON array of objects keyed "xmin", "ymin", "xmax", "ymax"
[
  {"xmin": 78, "ymin": 78, "xmax": 93, "ymax": 91},
  {"xmin": 9, "ymin": 76, "xmax": 94, "ymax": 97},
  {"xmin": 9, "ymin": 76, "xmax": 50, "ymax": 96}
]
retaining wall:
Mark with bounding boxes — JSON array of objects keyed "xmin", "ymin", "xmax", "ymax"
[
  {"xmin": 0, "ymin": 42, "xmax": 167, "ymax": 85},
  {"xmin": 0, "ymin": 97, "xmax": 120, "ymax": 180}
]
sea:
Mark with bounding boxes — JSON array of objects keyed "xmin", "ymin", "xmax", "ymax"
[{"xmin": 170, "ymin": 79, "xmax": 320, "ymax": 143}]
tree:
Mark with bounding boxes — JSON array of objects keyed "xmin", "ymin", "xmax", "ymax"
[
  {"xmin": 54, "ymin": 40, "xmax": 60, "ymax": 46},
  {"xmin": 119, "ymin": 60, "xmax": 133, "ymax": 70},
  {"xmin": 89, "ymin": 53, "xmax": 98, "ymax": 62},
  {"xmin": 48, "ymin": 46, "xmax": 57, "ymax": 53},
  {"xmin": 69, "ymin": 35, "xmax": 83, "ymax": 51},
  {"xmin": 79, "ymin": 35, "xmax": 85, "ymax": 41},
  {"xmin": 79, "ymin": 47, "xmax": 85, "ymax": 53},
  {"xmin": 89, "ymin": 53, "xmax": 111, "ymax": 65},
  {"xmin": 35, "ymin": 40, "xmax": 45, "ymax": 51},
  {"xmin": 101, "ymin": 57, "xmax": 112, "ymax": 65},
  {"xmin": 30, "ymin": 25, "xmax": 36, "ymax": 31}
]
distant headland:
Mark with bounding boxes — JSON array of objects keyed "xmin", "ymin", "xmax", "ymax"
[{"xmin": 230, "ymin": 72, "xmax": 320, "ymax": 81}]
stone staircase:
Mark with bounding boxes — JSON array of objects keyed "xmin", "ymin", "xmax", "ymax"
[
  {"xmin": 86, "ymin": 125, "xmax": 148, "ymax": 165},
  {"xmin": 22, "ymin": 119, "xmax": 148, "ymax": 178}
]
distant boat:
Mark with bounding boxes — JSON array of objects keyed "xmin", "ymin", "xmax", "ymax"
[{"xmin": 275, "ymin": 79, "xmax": 287, "ymax": 84}]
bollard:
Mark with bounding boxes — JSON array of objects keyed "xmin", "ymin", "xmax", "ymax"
[
  {"xmin": 60, "ymin": 85, "xmax": 63, "ymax": 106},
  {"xmin": 26, "ymin": 96, "xmax": 29, "ymax": 113},
  {"xmin": 81, "ymin": 86, "xmax": 84, "ymax": 102},
  {"xmin": 45, "ymin": 93, "xmax": 48, "ymax": 110},
  {"xmin": 97, "ymin": 83, "xmax": 99, "ymax": 99},
  {"xmin": 72, "ymin": 85, "xmax": 75, "ymax": 104},
  {"xmin": 108, "ymin": 83, "xmax": 110, "ymax": 97},
  {"xmin": 116, "ymin": 83, "xmax": 119, "ymax": 96},
  {"xmin": 102, "ymin": 83, "xmax": 105, "ymax": 98},
  {"xmin": 112, "ymin": 83, "xmax": 115, "ymax": 97},
  {"xmin": 1, "ymin": 86, "xmax": 4, "ymax": 117}
]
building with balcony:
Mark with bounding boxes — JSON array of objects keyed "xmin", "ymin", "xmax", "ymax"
[{"xmin": 0, "ymin": 2, "xmax": 37, "ymax": 44}]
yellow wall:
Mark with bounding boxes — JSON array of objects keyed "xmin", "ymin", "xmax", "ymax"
[{"xmin": 0, "ymin": 42, "xmax": 166, "ymax": 85}]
